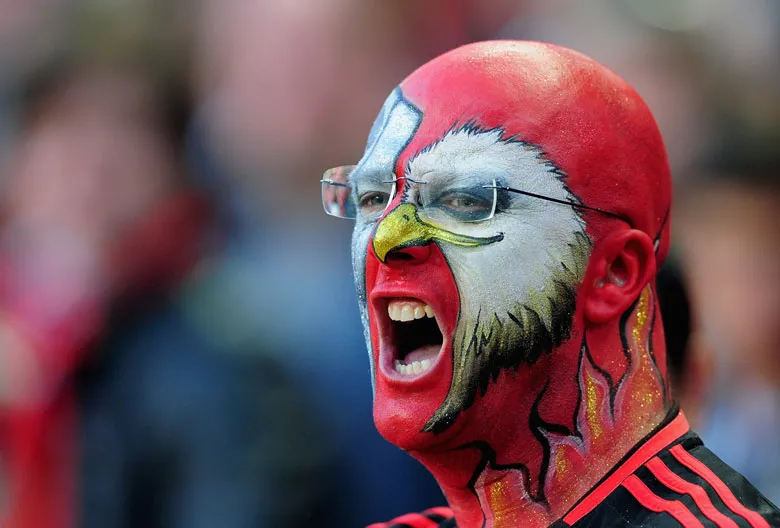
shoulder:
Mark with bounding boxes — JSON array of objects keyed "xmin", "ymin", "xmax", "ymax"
[
  {"xmin": 568, "ymin": 433, "xmax": 780, "ymax": 527},
  {"xmin": 366, "ymin": 507, "xmax": 456, "ymax": 527}
]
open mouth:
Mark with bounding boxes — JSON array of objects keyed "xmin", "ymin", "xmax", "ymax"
[{"xmin": 384, "ymin": 298, "xmax": 444, "ymax": 376}]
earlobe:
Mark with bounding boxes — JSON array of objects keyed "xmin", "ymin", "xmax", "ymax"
[{"xmin": 584, "ymin": 231, "xmax": 656, "ymax": 325}]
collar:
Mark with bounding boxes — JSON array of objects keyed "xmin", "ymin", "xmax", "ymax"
[{"xmin": 562, "ymin": 409, "xmax": 691, "ymax": 525}]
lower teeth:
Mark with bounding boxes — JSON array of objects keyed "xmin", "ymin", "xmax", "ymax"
[{"xmin": 394, "ymin": 358, "xmax": 433, "ymax": 375}]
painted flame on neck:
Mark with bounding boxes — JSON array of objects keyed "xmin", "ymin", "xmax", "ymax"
[
  {"xmin": 544, "ymin": 286, "xmax": 667, "ymax": 506},
  {"xmin": 472, "ymin": 286, "xmax": 668, "ymax": 527}
]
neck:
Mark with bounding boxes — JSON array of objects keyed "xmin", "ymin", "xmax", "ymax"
[{"xmin": 413, "ymin": 286, "xmax": 669, "ymax": 528}]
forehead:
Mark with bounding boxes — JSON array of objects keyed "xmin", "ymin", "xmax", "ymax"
[
  {"xmin": 353, "ymin": 88, "xmax": 422, "ymax": 181},
  {"xmin": 354, "ymin": 86, "xmax": 554, "ymax": 190},
  {"xmin": 355, "ymin": 46, "xmax": 566, "ymax": 184}
]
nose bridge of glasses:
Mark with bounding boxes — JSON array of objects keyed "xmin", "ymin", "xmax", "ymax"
[
  {"xmin": 384, "ymin": 176, "xmax": 422, "ymax": 209},
  {"xmin": 326, "ymin": 168, "xmax": 502, "ymax": 223}
]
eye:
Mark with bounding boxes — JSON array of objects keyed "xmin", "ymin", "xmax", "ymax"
[
  {"xmin": 440, "ymin": 193, "xmax": 490, "ymax": 212},
  {"xmin": 418, "ymin": 175, "xmax": 500, "ymax": 225},
  {"xmin": 357, "ymin": 191, "xmax": 391, "ymax": 216},
  {"xmin": 432, "ymin": 189, "xmax": 494, "ymax": 222}
]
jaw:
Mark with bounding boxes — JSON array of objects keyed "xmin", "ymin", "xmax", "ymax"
[{"xmin": 365, "ymin": 243, "xmax": 462, "ymax": 450}]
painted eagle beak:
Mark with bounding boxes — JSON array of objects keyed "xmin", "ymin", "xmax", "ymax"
[{"xmin": 372, "ymin": 203, "xmax": 504, "ymax": 263}]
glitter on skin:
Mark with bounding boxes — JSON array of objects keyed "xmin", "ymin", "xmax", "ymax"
[
  {"xmin": 544, "ymin": 287, "xmax": 667, "ymax": 505},
  {"xmin": 487, "ymin": 480, "xmax": 520, "ymax": 526},
  {"xmin": 633, "ymin": 287, "xmax": 649, "ymax": 344},
  {"xmin": 554, "ymin": 448, "xmax": 572, "ymax": 487},
  {"xmin": 584, "ymin": 370, "xmax": 604, "ymax": 443},
  {"xmin": 475, "ymin": 468, "xmax": 539, "ymax": 527},
  {"xmin": 629, "ymin": 287, "xmax": 663, "ymax": 437}
]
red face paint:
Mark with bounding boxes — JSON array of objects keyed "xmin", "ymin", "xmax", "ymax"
[{"xmin": 365, "ymin": 241, "xmax": 462, "ymax": 450}]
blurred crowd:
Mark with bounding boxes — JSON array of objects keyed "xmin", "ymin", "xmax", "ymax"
[{"xmin": 0, "ymin": 1, "xmax": 777, "ymax": 527}]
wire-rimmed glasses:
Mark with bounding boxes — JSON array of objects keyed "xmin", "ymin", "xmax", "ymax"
[{"xmin": 321, "ymin": 165, "xmax": 631, "ymax": 227}]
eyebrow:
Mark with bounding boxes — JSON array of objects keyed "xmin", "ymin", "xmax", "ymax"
[
  {"xmin": 410, "ymin": 168, "xmax": 510, "ymax": 182},
  {"xmin": 350, "ymin": 166, "xmax": 389, "ymax": 184}
]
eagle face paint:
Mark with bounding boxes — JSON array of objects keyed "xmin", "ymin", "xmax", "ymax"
[
  {"xmin": 353, "ymin": 115, "xmax": 592, "ymax": 450},
  {"xmin": 346, "ymin": 41, "xmax": 673, "ymax": 526}
]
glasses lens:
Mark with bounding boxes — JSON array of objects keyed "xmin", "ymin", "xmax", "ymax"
[
  {"xmin": 354, "ymin": 175, "xmax": 395, "ymax": 222},
  {"xmin": 420, "ymin": 173, "xmax": 497, "ymax": 225},
  {"xmin": 322, "ymin": 166, "xmax": 357, "ymax": 218}
]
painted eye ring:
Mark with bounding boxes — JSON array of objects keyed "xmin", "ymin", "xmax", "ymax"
[{"xmin": 422, "ymin": 183, "xmax": 497, "ymax": 224}]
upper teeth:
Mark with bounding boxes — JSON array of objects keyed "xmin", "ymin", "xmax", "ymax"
[{"xmin": 388, "ymin": 300, "xmax": 435, "ymax": 322}]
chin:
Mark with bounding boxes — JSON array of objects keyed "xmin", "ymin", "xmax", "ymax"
[
  {"xmin": 374, "ymin": 401, "xmax": 436, "ymax": 451},
  {"xmin": 370, "ymin": 335, "xmax": 458, "ymax": 452},
  {"xmin": 373, "ymin": 388, "xmax": 466, "ymax": 452}
]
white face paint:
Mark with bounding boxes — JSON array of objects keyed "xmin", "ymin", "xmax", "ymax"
[
  {"xmin": 403, "ymin": 126, "xmax": 592, "ymax": 433},
  {"xmin": 351, "ymin": 88, "xmax": 422, "ymax": 392},
  {"xmin": 406, "ymin": 126, "xmax": 588, "ymax": 339}
]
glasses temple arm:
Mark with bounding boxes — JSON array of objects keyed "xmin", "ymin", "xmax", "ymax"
[
  {"xmin": 496, "ymin": 186, "xmax": 633, "ymax": 227},
  {"xmin": 321, "ymin": 179, "xmax": 351, "ymax": 188}
]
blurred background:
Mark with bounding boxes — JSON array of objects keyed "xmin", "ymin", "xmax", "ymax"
[{"xmin": 0, "ymin": 0, "xmax": 776, "ymax": 527}]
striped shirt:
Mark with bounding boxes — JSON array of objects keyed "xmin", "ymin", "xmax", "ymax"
[{"xmin": 369, "ymin": 412, "xmax": 780, "ymax": 527}]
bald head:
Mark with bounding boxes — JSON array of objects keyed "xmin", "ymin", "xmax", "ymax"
[{"xmin": 397, "ymin": 41, "xmax": 672, "ymax": 259}]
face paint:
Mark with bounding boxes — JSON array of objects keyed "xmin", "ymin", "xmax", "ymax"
[
  {"xmin": 352, "ymin": 88, "xmax": 422, "ymax": 392},
  {"xmin": 353, "ymin": 99, "xmax": 593, "ymax": 448},
  {"xmin": 404, "ymin": 127, "xmax": 591, "ymax": 435},
  {"xmin": 342, "ymin": 41, "xmax": 673, "ymax": 527}
]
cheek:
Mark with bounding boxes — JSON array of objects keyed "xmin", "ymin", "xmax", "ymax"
[
  {"xmin": 439, "ymin": 226, "xmax": 587, "ymax": 333},
  {"xmin": 352, "ymin": 222, "xmax": 377, "ymax": 383},
  {"xmin": 440, "ymin": 234, "xmax": 546, "ymax": 306},
  {"xmin": 351, "ymin": 223, "xmax": 373, "ymax": 300}
]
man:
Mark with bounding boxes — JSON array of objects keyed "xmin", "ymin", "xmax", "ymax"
[{"xmin": 321, "ymin": 41, "xmax": 780, "ymax": 527}]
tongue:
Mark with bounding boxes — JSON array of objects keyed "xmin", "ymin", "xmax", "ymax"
[{"xmin": 403, "ymin": 344, "xmax": 440, "ymax": 364}]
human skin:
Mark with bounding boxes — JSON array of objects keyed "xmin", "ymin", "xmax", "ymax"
[{"xmin": 347, "ymin": 41, "xmax": 673, "ymax": 528}]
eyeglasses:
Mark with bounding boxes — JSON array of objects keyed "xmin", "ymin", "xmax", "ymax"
[{"xmin": 321, "ymin": 165, "xmax": 631, "ymax": 227}]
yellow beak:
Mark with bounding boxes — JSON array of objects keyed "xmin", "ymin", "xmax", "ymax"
[{"xmin": 372, "ymin": 203, "xmax": 504, "ymax": 262}]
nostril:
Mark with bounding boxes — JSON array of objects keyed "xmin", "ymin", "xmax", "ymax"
[
  {"xmin": 384, "ymin": 244, "xmax": 431, "ymax": 266},
  {"xmin": 386, "ymin": 251, "xmax": 414, "ymax": 262}
]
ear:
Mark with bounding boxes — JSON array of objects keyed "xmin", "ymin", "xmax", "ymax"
[{"xmin": 583, "ymin": 229, "xmax": 657, "ymax": 324}]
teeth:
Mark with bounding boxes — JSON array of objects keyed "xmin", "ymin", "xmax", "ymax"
[
  {"xmin": 394, "ymin": 359, "xmax": 434, "ymax": 376},
  {"xmin": 388, "ymin": 300, "xmax": 435, "ymax": 322}
]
